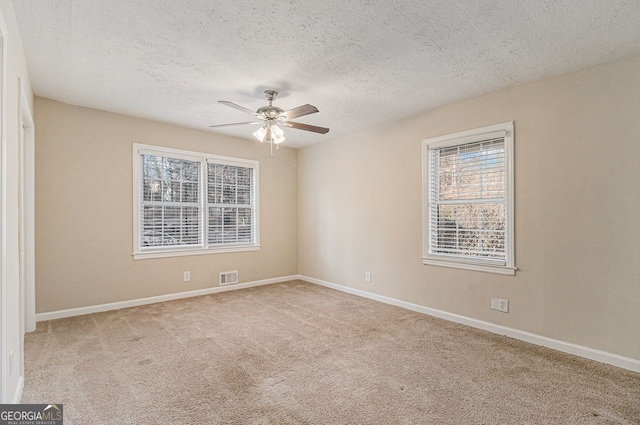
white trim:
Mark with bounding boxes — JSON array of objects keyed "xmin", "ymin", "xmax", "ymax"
[
  {"xmin": 19, "ymin": 82, "xmax": 35, "ymax": 334},
  {"xmin": 16, "ymin": 77, "xmax": 33, "ymax": 399},
  {"xmin": 132, "ymin": 143, "xmax": 260, "ymax": 259},
  {"xmin": 33, "ymin": 273, "xmax": 640, "ymax": 373},
  {"xmin": 299, "ymin": 275, "xmax": 640, "ymax": 373},
  {"xmin": 422, "ymin": 121, "xmax": 515, "ymax": 274},
  {"xmin": 425, "ymin": 129, "xmax": 507, "ymax": 149},
  {"xmin": 133, "ymin": 244, "xmax": 261, "ymax": 260},
  {"xmin": 0, "ymin": 8, "xmax": 8, "ymax": 404},
  {"xmin": 36, "ymin": 275, "xmax": 298, "ymax": 322},
  {"xmin": 421, "ymin": 258, "xmax": 516, "ymax": 275},
  {"xmin": 135, "ymin": 143, "xmax": 253, "ymax": 167},
  {"xmin": 11, "ymin": 376, "xmax": 22, "ymax": 404}
]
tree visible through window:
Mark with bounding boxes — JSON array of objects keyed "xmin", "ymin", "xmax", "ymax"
[
  {"xmin": 422, "ymin": 122, "xmax": 515, "ymax": 275},
  {"xmin": 207, "ymin": 163, "xmax": 254, "ymax": 245},
  {"xmin": 434, "ymin": 139, "xmax": 505, "ymax": 260},
  {"xmin": 141, "ymin": 155, "xmax": 201, "ymax": 247},
  {"xmin": 133, "ymin": 144, "xmax": 259, "ymax": 259}
]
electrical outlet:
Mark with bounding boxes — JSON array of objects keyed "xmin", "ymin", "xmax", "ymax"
[
  {"xmin": 365, "ymin": 271, "xmax": 371, "ymax": 282},
  {"xmin": 183, "ymin": 271, "xmax": 190, "ymax": 282},
  {"xmin": 491, "ymin": 298, "xmax": 509, "ymax": 313}
]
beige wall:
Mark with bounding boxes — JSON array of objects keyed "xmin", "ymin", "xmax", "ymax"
[
  {"xmin": 33, "ymin": 55, "xmax": 640, "ymax": 363},
  {"xmin": 0, "ymin": 0, "xmax": 34, "ymax": 402},
  {"xmin": 35, "ymin": 98, "xmax": 298, "ymax": 312},
  {"xmin": 298, "ymin": 55, "xmax": 640, "ymax": 360}
]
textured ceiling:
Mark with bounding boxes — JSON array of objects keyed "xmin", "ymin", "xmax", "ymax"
[{"xmin": 12, "ymin": 0, "xmax": 640, "ymax": 148}]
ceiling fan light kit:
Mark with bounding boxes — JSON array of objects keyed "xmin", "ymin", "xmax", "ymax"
[
  {"xmin": 211, "ymin": 90, "xmax": 329, "ymax": 157},
  {"xmin": 252, "ymin": 123, "xmax": 285, "ymax": 145}
]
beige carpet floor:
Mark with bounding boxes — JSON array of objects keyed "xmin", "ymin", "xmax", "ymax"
[{"xmin": 22, "ymin": 280, "xmax": 640, "ymax": 424}]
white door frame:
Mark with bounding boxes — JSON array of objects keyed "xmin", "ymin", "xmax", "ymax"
[
  {"xmin": 19, "ymin": 77, "xmax": 35, "ymax": 338},
  {"xmin": 0, "ymin": 7, "xmax": 9, "ymax": 404}
]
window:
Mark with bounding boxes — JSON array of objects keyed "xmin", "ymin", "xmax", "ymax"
[
  {"xmin": 133, "ymin": 144, "xmax": 259, "ymax": 259},
  {"xmin": 422, "ymin": 122, "xmax": 515, "ymax": 275}
]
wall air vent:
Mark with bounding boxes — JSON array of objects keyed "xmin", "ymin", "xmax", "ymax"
[{"xmin": 219, "ymin": 271, "xmax": 239, "ymax": 286}]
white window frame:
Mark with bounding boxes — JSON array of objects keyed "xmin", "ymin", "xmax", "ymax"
[
  {"xmin": 132, "ymin": 144, "xmax": 260, "ymax": 260},
  {"xmin": 422, "ymin": 122, "xmax": 515, "ymax": 275}
]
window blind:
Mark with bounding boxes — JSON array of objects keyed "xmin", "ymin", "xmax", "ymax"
[
  {"xmin": 134, "ymin": 144, "xmax": 260, "ymax": 259},
  {"xmin": 140, "ymin": 154, "xmax": 202, "ymax": 248},
  {"xmin": 429, "ymin": 137, "xmax": 506, "ymax": 264},
  {"xmin": 206, "ymin": 162, "xmax": 255, "ymax": 246}
]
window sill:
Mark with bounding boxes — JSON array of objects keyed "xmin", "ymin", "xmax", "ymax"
[
  {"xmin": 133, "ymin": 244, "xmax": 261, "ymax": 260},
  {"xmin": 422, "ymin": 257, "xmax": 516, "ymax": 276}
]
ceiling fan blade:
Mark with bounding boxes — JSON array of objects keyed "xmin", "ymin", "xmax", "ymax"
[
  {"xmin": 280, "ymin": 104, "xmax": 319, "ymax": 120},
  {"xmin": 282, "ymin": 121, "xmax": 330, "ymax": 134},
  {"xmin": 209, "ymin": 121, "xmax": 263, "ymax": 128},
  {"xmin": 218, "ymin": 101, "xmax": 259, "ymax": 117}
]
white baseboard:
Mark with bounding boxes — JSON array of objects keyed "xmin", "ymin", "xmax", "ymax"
[
  {"xmin": 298, "ymin": 275, "xmax": 640, "ymax": 373},
  {"xmin": 35, "ymin": 273, "xmax": 640, "ymax": 373},
  {"xmin": 11, "ymin": 376, "xmax": 23, "ymax": 404},
  {"xmin": 36, "ymin": 275, "xmax": 299, "ymax": 322}
]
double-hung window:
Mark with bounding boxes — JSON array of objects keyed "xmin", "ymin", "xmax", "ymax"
[
  {"xmin": 422, "ymin": 122, "xmax": 515, "ymax": 275},
  {"xmin": 133, "ymin": 144, "xmax": 259, "ymax": 259}
]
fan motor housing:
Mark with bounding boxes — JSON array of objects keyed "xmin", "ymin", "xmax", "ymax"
[{"xmin": 257, "ymin": 105, "xmax": 284, "ymax": 118}]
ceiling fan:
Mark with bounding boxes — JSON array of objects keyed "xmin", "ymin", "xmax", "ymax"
[{"xmin": 210, "ymin": 90, "xmax": 329, "ymax": 156}]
